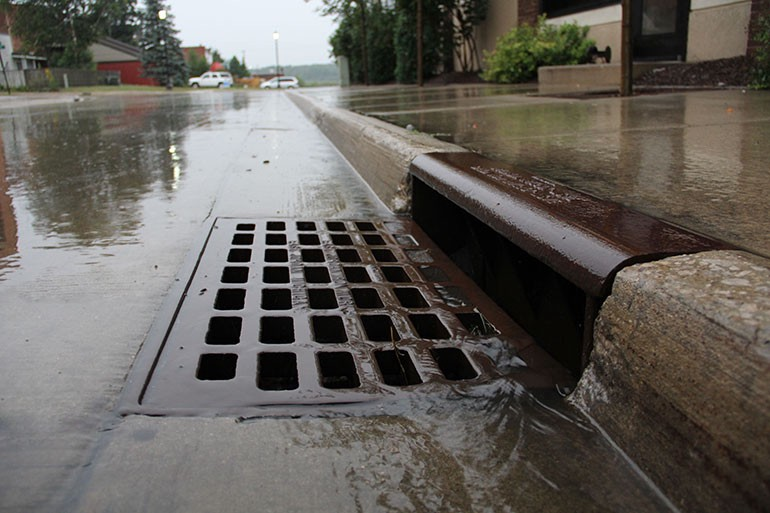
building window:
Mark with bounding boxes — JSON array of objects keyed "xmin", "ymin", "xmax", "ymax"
[{"xmin": 542, "ymin": 0, "xmax": 619, "ymax": 18}]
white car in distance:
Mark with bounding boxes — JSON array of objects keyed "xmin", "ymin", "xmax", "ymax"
[
  {"xmin": 260, "ymin": 76, "xmax": 299, "ymax": 89},
  {"xmin": 189, "ymin": 72, "xmax": 233, "ymax": 88}
]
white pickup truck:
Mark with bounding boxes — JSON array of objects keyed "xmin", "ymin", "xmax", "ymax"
[{"xmin": 188, "ymin": 71, "xmax": 233, "ymax": 88}]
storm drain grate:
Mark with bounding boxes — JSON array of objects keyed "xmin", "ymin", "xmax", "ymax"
[{"xmin": 131, "ymin": 218, "xmax": 548, "ymax": 415}]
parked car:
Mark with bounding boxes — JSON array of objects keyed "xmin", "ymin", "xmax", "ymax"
[
  {"xmin": 189, "ymin": 72, "xmax": 233, "ymax": 88},
  {"xmin": 260, "ymin": 76, "xmax": 299, "ymax": 89}
]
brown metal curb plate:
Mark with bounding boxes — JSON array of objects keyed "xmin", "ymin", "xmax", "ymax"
[{"xmin": 410, "ymin": 152, "xmax": 733, "ymax": 297}]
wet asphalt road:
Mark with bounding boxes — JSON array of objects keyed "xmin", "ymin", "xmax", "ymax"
[{"xmin": 0, "ymin": 91, "xmax": 674, "ymax": 512}]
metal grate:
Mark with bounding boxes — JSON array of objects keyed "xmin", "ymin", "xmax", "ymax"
[{"xmin": 131, "ymin": 218, "xmax": 553, "ymax": 415}]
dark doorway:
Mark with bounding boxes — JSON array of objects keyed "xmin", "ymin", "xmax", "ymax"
[{"xmin": 633, "ymin": 0, "xmax": 691, "ymax": 60}]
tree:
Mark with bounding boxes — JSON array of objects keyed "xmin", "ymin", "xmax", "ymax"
[
  {"xmin": 1, "ymin": 0, "xmax": 112, "ymax": 68},
  {"xmin": 329, "ymin": 1, "xmax": 396, "ymax": 84},
  {"xmin": 450, "ymin": 0, "xmax": 488, "ymax": 72},
  {"xmin": 394, "ymin": 0, "xmax": 447, "ymax": 83},
  {"xmin": 321, "ymin": 0, "xmax": 487, "ymax": 84},
  {"xmin": 104, "ymin": 0, "xmax": 140, "ymax": 44},
  {"xmin": 187, "ymin": 50, "xmax": 209, "ymax": 77},
  {"xmin": 138, "ymin": 0, "xmax": 187, "ymax": 88},
  {"xmin": 210, "ymin": 49, "xmax": 224, "ymax": 67},
  {"xmin": 319, "ymin": 0, "xmax": 370, "ymax": 84},
  {"xmin": 227, "ymin": 56, "xmax": 249, "ymax": 78}
]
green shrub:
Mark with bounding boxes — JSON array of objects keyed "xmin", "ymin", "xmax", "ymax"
[
  {"xmin": 751, "ymin": 12, "xmax": 770, "ymax": 89},
  {"xmin": 482, "ymin": 15, "xmax": 595, "ymax": 83}
]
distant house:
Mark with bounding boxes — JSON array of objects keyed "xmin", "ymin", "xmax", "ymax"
[
  {"xmin": 91, "ymin": 37, "xmax": 157, "ymax": 86},
  {"xmin": 0, "ymin": 7, "xmax": 46, "ymax": 72}
]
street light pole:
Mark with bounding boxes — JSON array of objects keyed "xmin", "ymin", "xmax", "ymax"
[
  {"xmin": 273, "ymin": 30, "xmax": 280, "ymax": 88},
  {"xmin": 158, "ymin": 9, "xmax": 172, "ymax": 90}
]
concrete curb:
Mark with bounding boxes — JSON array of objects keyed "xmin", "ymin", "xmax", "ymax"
[
  {"xmin": 287, "ymin": 91, "xmax": 466, "ymax": 213},
  {"xmin": 570, "ymin": 250, "xmax": 770, "ymax": 513},
  {"xmin": 290, "ymin": 88, "xmax": 770, "ymax": 512}
]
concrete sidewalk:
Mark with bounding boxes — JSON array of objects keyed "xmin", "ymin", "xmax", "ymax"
[{"xmin": 299, "ymin": 85, "xmax": 770, "ymax": 259}]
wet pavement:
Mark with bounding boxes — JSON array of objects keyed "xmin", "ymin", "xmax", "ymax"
[
  {"xmin": 0, "ymin": 91, "xmax": 676, "ymax": 512},
  {"xmin": 301, "ymin": 85, "xmax": 770, "ymax": 259}
]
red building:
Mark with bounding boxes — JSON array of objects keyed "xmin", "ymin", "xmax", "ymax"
[{"xmin": 91, "ymin": 37, "xmax": 158, "ymax": 86}]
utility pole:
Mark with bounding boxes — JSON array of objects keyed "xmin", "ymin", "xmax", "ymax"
[
  {"xmin": 158, "ymin": 9, "xmax": 172, "ymax": 90},
  {"xmin": 0, "ymin": 43, "xmax": 10, "ymax": 95},
  {"xmin": 273, "ymin": 30, "xmax": 280, "ymax": 86}
]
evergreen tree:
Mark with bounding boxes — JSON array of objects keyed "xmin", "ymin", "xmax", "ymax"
[
  {"xmin": 187, "ymin": 51, "xmax": 209, "ymax": 77},
  {"xmin": 138, "ymin": 0, "xmax": 187, "ymax": 88},
  {"xmin": 227, "ymin": 56, "xmax": 249, "ymax": 78},
  {"xmin": 210, "ymin": 49, "xmax": 224, "ymax": 67}
]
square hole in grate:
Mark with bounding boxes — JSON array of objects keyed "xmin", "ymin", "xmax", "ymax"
[
  {"xmin": 236, "ymin": 223, "xmax": 256, "ymax": 231},
  {"xmin": 382, "ymin": 266, "xmax": 411, "ymax": 283},
  {"xmin": 343, "ymin": 266, "xmax": 371, "ymax": 283},
  {"xmin": 232, "ymin": 233, "xmax": 254, "ymax": 245},
  {"xmin": 395, "ymin": 234, "xmax": 418, "ymax": 246},
  {"xmin": 308, "ymin": 289, "xmax": 338, "ymax": 309},
  {"xmin": 301, "ymin": 249, "xmax": 325, "ymax": 263},
  {"xmin": 221, "ymin": 266, "xmax": 249, "ymax": 284},
  {"xmin": 318, "ymin": 352, "xmax": 360, "ymax": 389},
  {"xmin": 205, "ymin": 317, "xmax": 242, "ymax": 345},
  {"xmin": 266, "ymin": 234, "xmax": 287, "ymax": 246},
  {"xmin": 431, "ymin": 348, "xmax": 478, "ymax": 381},
  {"xmin": 260, "ymin": 317, "xmax": 295, "ymax": 344},
  {"xmin": 267, "ymin": 221, "xmax": 286, "ymax": 231},
  {"xmin": 265, "ymin": 248, "xmax": 288, "ymax": 263},
  {"xmin": 228, "ymin": 248, "xmax": 251, "ymax": 263},
  {"xmin": 436, "ymin": 285, "xmax": 470, "ymax": 307},
  {"xmin": 356, "ymin": 222, "xmax": 377, "ymax": 232},
  {"xmin": 214, "ymin": 289, "xmax": 246, "ymax": 310},
  {"xmin": 257, "ymin": 353, "xmax": 298, "ymax": 390},
  {"xmin": 261, "ymin": 289, "xmax": 292, "ymax": 310},
  {"xmin": 372, "ymin": 249, "xmax": 397, "ymax": 263},
  {"xmin": 330, "ymin": 234, "xmax": 353, "ymax": 246},
  {"xmin": 409, "ymin": 314, "xmax": 451, "ymax": 339},
  {"xmin": 420, "ymin": 266, "xmax": 448, "ymax": 282},
  {"xmin": 298, "ymin": 234, "xmax": 321, "ymax": 246},
  {"xmin": 374, "ymin": 350, "xmax": 422, "ymax": 386},
  {"xmin": 336, "ymin": 249, "xmax": 361, "ymax": 263},
  {"xmin": 363, "ymin": 234, "xmax": 386, "ymax": 246},
  {"xmin": 263, "ymin": 266, "xmax": 290, "ymax": 284},
  {"xmin": 457, "ymin": 312, "xmax": 498, "ymax": 336},
  {"xmin": 326, "ymin": 221, "xmax": 347, "ymax": 232},
  {"xmin": 196, "ymin": 354, "xmax": 238, "ymax": 381},
  {"xmin": 405, "ymin": 249, "xmax": 432, "ymax": 263},
  {"xmin": 296, "ymin": 221, "xmax": 316, "ymax": 231},
  {"xmin": 394, "ymin": 287, "xmax": 428, "ymax": 308},
  {"xmin": 361, "ymin": 315, "xmax": 400, "ymax": 342},
  {"xmin": 304, "ymin": 267, "xmax": 331, "ymax": 284},
  {"xmin": 352, "ymin": 288, "xmax": 384, "ymax": 309},
  {"xmin": 311, "ymin": 316, "xmax": 348, "ymax": 344}
]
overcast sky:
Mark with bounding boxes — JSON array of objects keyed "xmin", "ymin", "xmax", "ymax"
[{"xmin": 168, "ymin": 0, "xmax": 338, "ymax": 68}]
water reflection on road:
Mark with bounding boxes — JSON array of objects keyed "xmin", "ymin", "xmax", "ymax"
[
  {"xmin": 0, "ymin": 94, "xmax": 248, "ymax": 254},
  {"xmin": 0, "ymin": 91, "xmax": 391, "ymax": 512}
]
